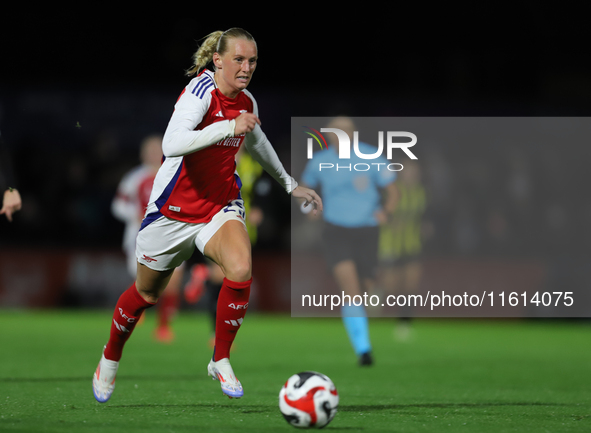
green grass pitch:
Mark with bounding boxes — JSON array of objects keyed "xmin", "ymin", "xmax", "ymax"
[{"xmin": 0, "ymin": 310, "xmax": 590, "ymax": 432}]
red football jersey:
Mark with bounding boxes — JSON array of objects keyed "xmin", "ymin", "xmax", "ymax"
[{"xmin": 145, "ymin": 70, "xmax": 254, "ymax": 225}]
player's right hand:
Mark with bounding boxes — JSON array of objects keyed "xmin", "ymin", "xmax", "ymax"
[
  {"xmin": 234, "ymin": 112, "xmax": 261, "ymax": 135},
  {"xmin": 292, "ymin": 185, "xmax": 323, "ymax": 216}
]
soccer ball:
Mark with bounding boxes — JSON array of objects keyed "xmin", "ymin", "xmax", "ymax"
[{"xmin": 279, "ymin": 371, "xmax": 339, "ymax": 429}]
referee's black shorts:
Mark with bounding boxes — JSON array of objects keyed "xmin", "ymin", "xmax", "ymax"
[{"xmin": 321, "ymin": 222, "xmax": 380, "ymax": 281}]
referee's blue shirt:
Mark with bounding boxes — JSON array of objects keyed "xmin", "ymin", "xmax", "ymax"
[{"xmin": 301, "ymin": 142, "xmax": 396, "ymax": 228}]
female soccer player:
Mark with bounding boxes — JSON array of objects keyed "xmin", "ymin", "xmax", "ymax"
[{"xmin": 93, "ymin": 28, "xmax": 322, "ymax": 402}]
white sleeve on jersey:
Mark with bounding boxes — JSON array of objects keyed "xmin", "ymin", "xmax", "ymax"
[
  {"xmin": 111, "ymin": 166, "xmax": 143, "ymax": 223},
  {"xmin": 112, "ymin": 195, "xmax": 136, "ymax": 223},
  {"xmin": 244, "ymin": 125, "xmax": 298, "ymax": 194},
  {"xmin": 243, "ymin": 91, "xmax": 298, "ymax": 194},
  {"xmin": 162, "ymin": 84, "xmax": 236, "ymax": 157}
]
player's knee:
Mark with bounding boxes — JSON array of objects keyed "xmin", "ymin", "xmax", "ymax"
[
  {"xmin": 224, "ymin": 259, "xmax": 252, "ymax": 283},
  {"xmin": 135, "ymin": 266, "xmax": 174, "ymax": 303},
  {"xmin": 136, "ymin": 284, "xmax": 160, "ymax": 304}
]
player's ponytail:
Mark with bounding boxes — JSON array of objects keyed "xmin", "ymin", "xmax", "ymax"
[
  {"xmin": 186, "ymin": 28, "xmax": 256, "ymax": 76},
  {"xmin": 186, "ymin": 31, "xmax": 223, "ymax": 76}
]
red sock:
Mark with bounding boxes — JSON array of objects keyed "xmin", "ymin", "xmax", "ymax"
[
  {"xmin": 157, "ymin": 290, "xmax": 179, "ymax": 329},
  {"xmin": 214, "ymin": 277, "xmax": 251, "ymax": 361},
  {"xmin": 104, "ymin": 282, "xmax": 155, "ymax": 361}
]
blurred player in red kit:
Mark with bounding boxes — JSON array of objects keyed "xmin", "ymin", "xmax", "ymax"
[
  {"xmin": 93, "ymin": 28, "xmax": 322, "ymax": 402},
  {"xmin": 111, "ymin": 134, "xmax": 183, "ymax": 343}
]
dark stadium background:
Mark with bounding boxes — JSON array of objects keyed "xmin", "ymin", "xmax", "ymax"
[{"xmin": 1, "ymin": 9, "xmax": 591, "ymax": 316}]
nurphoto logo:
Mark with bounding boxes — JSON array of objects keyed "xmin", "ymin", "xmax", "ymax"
[{"xmin": 303, "ymin": 126, "xmax": 417, "ymax": 172}]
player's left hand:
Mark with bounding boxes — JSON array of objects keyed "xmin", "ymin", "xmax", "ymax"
[
  {"xmin": 292, "ymin": 186, "xmax": 323, "ymax": 216},
  {"xmin": 1, "ymin": 188, "xmax": 22, "ymax": 222}
]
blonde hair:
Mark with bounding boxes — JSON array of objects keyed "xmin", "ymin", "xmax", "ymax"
[{"xmin": 186, "ymin": 28, "xmax": 256, "ymax": 76}]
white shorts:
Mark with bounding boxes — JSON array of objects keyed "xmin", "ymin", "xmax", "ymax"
[{"xmin": 135, "ymin": 199, "xmax": 246, "ymax": 271}]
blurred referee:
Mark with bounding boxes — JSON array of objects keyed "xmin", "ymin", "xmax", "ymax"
[{"xmin": 301, "ymin": 116, "xmax": 398, "ymax": 366}]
